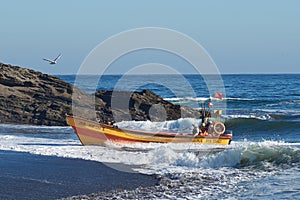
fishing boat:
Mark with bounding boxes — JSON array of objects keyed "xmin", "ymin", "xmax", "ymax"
[{"xmin": 66, "ymin": 115, "xmax": 232, "ymax": 145}]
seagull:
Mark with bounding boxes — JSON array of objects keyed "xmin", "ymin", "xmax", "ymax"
[{"xmin": 43, "ymin": 53, "xmax": 62, "ymax": 65}]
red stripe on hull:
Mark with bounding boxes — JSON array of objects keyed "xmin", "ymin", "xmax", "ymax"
[{"xmin": 73, "ymin": 126, "xmax": 147, "ymax": 144}]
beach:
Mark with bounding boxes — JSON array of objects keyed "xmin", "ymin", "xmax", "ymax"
[{"xmin": 0, "ymin": 150, "xmax": 158, "ymax": 200}]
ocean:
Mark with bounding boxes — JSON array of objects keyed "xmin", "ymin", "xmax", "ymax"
[{"xmin": 0, "ymin": 74, "xmax": 299, "ymax": 199}]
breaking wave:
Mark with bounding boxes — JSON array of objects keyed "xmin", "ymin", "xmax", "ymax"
[
  {"xmin": 116, "ymin": 118, "xmax": 200, "ymax": 134},
  {"xmin": 224, "ymin": 117, "xmax": 300, "ymax": 133},
  {"xmin": 145, "ymin": 141, "xmax": 300, "ymax": 173},
  {"xmin": 1, "ymin": 122, "xmax": 298, "ymax": 172}
]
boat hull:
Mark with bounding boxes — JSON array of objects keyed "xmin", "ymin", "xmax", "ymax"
[{"xmin": 66, "ymin": 115, "xmax": 232, "ymax": 145}]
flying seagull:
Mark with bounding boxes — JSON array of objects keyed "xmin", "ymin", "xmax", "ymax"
[{"xmin": 43, "ymin": 53, "xmax": 62, "ymax": 65}]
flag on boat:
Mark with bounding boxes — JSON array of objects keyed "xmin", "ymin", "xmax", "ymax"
[
  {"xmin": 214, "ymin": 110, "xmax": 222, "ymax": 115},
  {"xmin": 215, "ymin": 92, "xmax": 223, "ymax": 100}
]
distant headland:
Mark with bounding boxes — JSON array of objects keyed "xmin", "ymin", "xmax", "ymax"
[{"xmin": 0, "ymin": 63, "xmax": 201, "ymax": 126}]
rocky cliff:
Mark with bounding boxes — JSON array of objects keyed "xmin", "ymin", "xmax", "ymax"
[
  {"xmin": 0, "ymin": 63, "xmax": 90, "ymax": 125},
  {"xmin": 0, "ymin": 63, "xmax": 200, "ymax": 126}
]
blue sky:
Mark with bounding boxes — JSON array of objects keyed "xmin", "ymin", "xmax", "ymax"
[{"xmin": 1, "ymin": 0, "xmax": 299, "ymax": 74}]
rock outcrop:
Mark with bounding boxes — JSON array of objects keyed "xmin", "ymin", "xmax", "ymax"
[
  {"xmin": 0, "ymin": 63, "xmax": 94, "ymax": 125},
  {"xmin": 94, "ymin": 90, "xmax": 200, "ymax": 123},
  {"xmin": 0, "ymin": 63, "xmax": 201, "ymax": 126}
]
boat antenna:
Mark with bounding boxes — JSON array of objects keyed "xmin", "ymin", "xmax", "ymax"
[{"xmin": 201, "ymin": 102, "xmax": 205, "ymax": 124}]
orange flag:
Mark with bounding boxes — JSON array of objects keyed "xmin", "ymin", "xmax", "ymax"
[{"xmin": 215, "ymin": 92, "xmax": 223, "ymax": 100}]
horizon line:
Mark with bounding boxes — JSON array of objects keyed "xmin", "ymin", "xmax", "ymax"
[{"xmin": 55, "ymin": 72, "xmax": 300, "ymax": 76}]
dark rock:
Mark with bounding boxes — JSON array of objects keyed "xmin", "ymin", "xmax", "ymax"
[
  {"xmin": 0, "ymin": 62, "xmax": 201, "ymax": 126},
  {"xmin": 0, "ymin": 63, "xmax": 85, "ymax": 126},
  {"xmin": 94, "ymin": 90, "xmax": 200, "ymax": 123}
]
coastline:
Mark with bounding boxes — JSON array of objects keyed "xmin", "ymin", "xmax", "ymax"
[{"xmin": 0, "ymin": 150, "xmax": 158, "ymax": 200}]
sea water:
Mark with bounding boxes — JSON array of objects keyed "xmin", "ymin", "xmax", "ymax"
[{"xmin": 0, "ymin": 74, "xmax": 299, "ymax": 199}]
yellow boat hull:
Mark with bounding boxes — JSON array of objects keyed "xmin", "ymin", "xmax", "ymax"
[{"xmin": 66, "ymin": 115, "xmax": 232, "ymax": 145}]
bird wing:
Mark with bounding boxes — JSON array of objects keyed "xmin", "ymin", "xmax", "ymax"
[
  {"xmin": 54, "ymin": 54, "xmax": 62, "ymax": 61},
  {"xmin": 43, "ymin": 58, "xmax": 53, "ymax": 62}
]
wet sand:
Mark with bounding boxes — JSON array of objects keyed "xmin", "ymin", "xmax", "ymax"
[{"xmin": 0, "ymin": 150, "xmax": 158, "ymax": 200}]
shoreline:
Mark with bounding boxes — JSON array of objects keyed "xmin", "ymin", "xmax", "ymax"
[{"xmin": 0, "ymin": 150, "xmax": 159, "ymax": 200}]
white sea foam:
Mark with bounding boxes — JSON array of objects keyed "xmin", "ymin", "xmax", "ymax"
[
  {"xmin": 164, "ymin": 97, "xmax": 255, "ymax": 103},
  {"xmin": 1, "ymin": 122, "xmax": 300, "ymax": 199},
  {"xmin": 225, "ymin": 97, "xmax": 256, "ymax": 101},
  {"xmin": 257, "ymin": 108, "xmax": 300, "ymax": 115},
  {"xmin": 0, "ymin": 123, "xmax": 71, "ymax": 129},
  {"xmin": 116, "ymin": 118, "xmax": 200, "ymax": 133},
  {"xmin": 1, "ymin": 129, "xmax": 297, "ymax": 176},
  {"xmin": 164, "ymin": 97, "xmax": 210, "ymax": 102},
  {"xmin": 0, "ymin": 118, "xmax": 299, "ymax": 179},
  {"xmin": 224, "ymin": 114, "xmax": 272, "ymax": 120},
  {"xmin": 266, "ymin": 99, "xmax": 300, "ymax": 107}
]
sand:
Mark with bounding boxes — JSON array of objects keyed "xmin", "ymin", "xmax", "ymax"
[{"xmin": 0, "ymin": 150, "xmax": 158, "ymax": 200}]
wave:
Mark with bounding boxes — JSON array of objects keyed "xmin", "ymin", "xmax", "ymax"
[
  {"xmin": 224, "ymin": 114, "xmax": 272, "ymax": 120},
  {"xmin": 0, "ymin": 124, "xmax": 72, "ymax": 135},
  {"xmin": 165, "ymin": 97, "xmax": 300, "ymax": 117},
  {"xmin": 225, "ymin": 117, "xmax": 300, "ymax": 133},
  {"xmin": 116, "ymin": 118, "xmax": 199, "ymax": 134},
  {"xmin": 0, "ymin": 125, "xmax": 299, "ymax": 176},
  {"xmin": 115, "ymin": 113, "xmax": 300, "ymax": 135},
  {"xmin": 265, "ymin": 99, "xmax": 300, "ymax": 106},
  {"xmin": 164, "ymin": 97, "xmax": 255, "ymax": 103},
  {"xmin": 225, "ymin": 112, "xmax": 300, "ymax": 121},
  {"xmin": 225, "ymin": 97, "xmax": 256, "ymax": 101},
  {"xmin": 0, "ymin": 123, "xmax": 70, "ymax": 129},
  {"xmin": 164, "ymin": 97, "xmax": 209, "ymax": 103},
  {"xmin": 236, "ymin": 142, "xmax": 300, "ymax": 168},
  {"xmin": 159, "ymin": 141, "xmax": 300, "ymax": 170}
]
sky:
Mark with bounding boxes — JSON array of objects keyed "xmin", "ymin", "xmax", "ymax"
[{"xmin": 1, "ymin": 0, "xmax": 300, "ymax": 74}]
